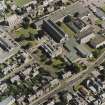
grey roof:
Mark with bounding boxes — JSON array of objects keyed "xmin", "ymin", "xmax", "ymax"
[
  {"xmin": 90, "ymin": 35, "xmax": 105, "ymax": 45},
  {"xmin": 76, "ymin": 26, "xmax": 94, "ymax": 40},
  {"xmin": 75, "ymin": 45, "xmax": 92, "ymax": 56},
  {"xmin": 94, "ymin": 8, "xmax": 105, "ymax": 19},
  {"xmin": 64, "ymin": 38, "xmax": 79, "ymax": 62}
]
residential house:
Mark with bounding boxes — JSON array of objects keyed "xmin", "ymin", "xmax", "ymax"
[
  {"xmin": 0, "ymin": 96, "xmax": 15, "ymax": 105},
  {"xmin": 36, "ymin": 89, "xmax": 44, "ymax": 97},
  {"xmin": 0, "ymin": 83, "xmax": 8, "ymax": 93},
  {"xmin": 50, "ymin": 79, "xmax": 59, "ymax": 88},
  {"xmin": 0, "ymin": 0, "xmax": 6, "ymax": 14},
  {"xmin": 79, "ymin": 86, "xmax": 90, "ymax": 97},
  {"xmin": 16, "ymin": 95, "xmax": 25, "ymax": 105},
  {"xmin": 27, "ymin": 94, "xmax": 37, "ymax": 103},
  {"xmin": 10, "ymin": 75, "xmax": 20, "ymax": 84}
]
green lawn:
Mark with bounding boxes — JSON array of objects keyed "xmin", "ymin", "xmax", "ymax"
[
  {"xmin": 52, "ymin": 59, "xmax": 63, "ymax": 67},
  {"xmin": 21, "ymin": 40, "xmax": 38, "ymax": 46},
  {"xmin": 15, "ymin": 27, "xmax": 38, "ymax": 37},
  {"xmin": 101, "ymin": 5, "xmax": 105, "ymax": 12},
  {"xmin": 15, "ymin": 0, "xmax": 31, "ymax": 7},
  {"xmin": 95, "ymin": 19, "xmax": 103, "ymax": 25},
  {"xmin": 59, "ymin": 22, "xmax": 75, "ymax": 37}
]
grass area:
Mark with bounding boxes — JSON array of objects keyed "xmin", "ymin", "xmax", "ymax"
[
  {"xmin": 15, "ymin": 0, "xmax": 31, "ymax": 7},
  {"xmin": 14, "ymin": 27, "xmax": 38, "ymax": 48},
  {"xmin": 95, "ymin": 19, "xmax": 104, "ymax": 25},
  {"xmin": 21, "ymin": 40, "xmax": 38, "ymax": 46},
  {"xmin": 101, "ymin": 5, "xmax": 105, "ymax": 12},
  {"xmin": 12, "ymin": 103, "xmax": 17, "ymax": 105},
  {"xmin": 15, "ymin": 27, "xmax": 38, "ymax": 37},
  {"xmin": 59, "ymin": 22, "xmax": 75, "ymax": 37},
  {"xmin": 52, "ymin": 58, "xmax": 64, "ymax": 67}
]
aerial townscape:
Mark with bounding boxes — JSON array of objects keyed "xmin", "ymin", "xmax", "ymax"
[{"xmin": 1, "ymin": 0, "xmax": 105, "ymax": 105}]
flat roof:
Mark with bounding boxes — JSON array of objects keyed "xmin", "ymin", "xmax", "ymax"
[
  {"xmin": 90, "ymin": 35, "xmax": 105, "ymax": 45},
  {"xmin": 76, "ymin": 44, "xmax": 92, "ymax": 56},
  {"xmin": 64, "ymin": 38, "xmax": 79, "ymax": 62},
  {"xmin": 76, "ymin": 26, "xmax": 94, "ymax": 40}
]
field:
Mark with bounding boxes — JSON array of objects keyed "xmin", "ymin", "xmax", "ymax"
[
  {"xmin": 58, "ymin": 22, "xmax": 75, "ymax": 37},
  {"xmin": 15, "ymin": 27, "xmax": 38, "ymax": 37}
]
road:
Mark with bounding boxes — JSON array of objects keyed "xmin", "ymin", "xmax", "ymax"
[{"xmin": 30, "ymin": 50, "xmax": 105, "ymax": 105}]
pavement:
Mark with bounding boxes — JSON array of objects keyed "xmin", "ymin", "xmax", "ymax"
[{"xmin": 80, "ymin": 0, "xmax": 105, "ymax": 7}]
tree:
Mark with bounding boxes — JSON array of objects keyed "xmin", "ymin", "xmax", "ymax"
[
  {"xmin": 29, "ymin": 33, "xmax": 35, "ymax": 41},
  {"xmin": 22, "ymin": 42, "xmax": 32, "ymax": 49},
  {"xmin": 30, "ymin": 4, "xmax": 35, "ymax": 10},
  {"xmin": 63, "ymin": 15, "xmax": 71, "ymax": 23},
  {"xmin": 74, "ymin": 12, "xmax": 80, "ymax": 17},
  {"xmin": 93, "ymin": 49, "xmax": 100, "ymax": 58},
  {"xmin": 73, "ymin": 63, "xmax": 81, "ymax": 73},
  {"xmin": 56, "ymin": 21, "xmax": 62, "ymax": 26},
  {"xmin": 22, "ymin": 17, "xmax": 30, "ymax": 28},
  {"xmin": 30, "ymin": 23, "xmax": 36, "ymax": 29}
]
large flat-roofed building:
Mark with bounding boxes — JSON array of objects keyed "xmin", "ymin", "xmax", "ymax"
[
  {"xmin": 75, "ymin": 45, "xmax": 93, "ymax": 58},
  {"xmin": 90, "ymin": 35, "xmax": 105, "ymax": 48},
  {"xmin": 42, "ymin": 19, "xmax": 68, "ymax": 43},
  {"xmin": 76, "ymin": 26, "xmax": 95, "ymax": 44},
  {"xmin": 0, "ymin": 30, "xmax": 20, "ymax": 63}
]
